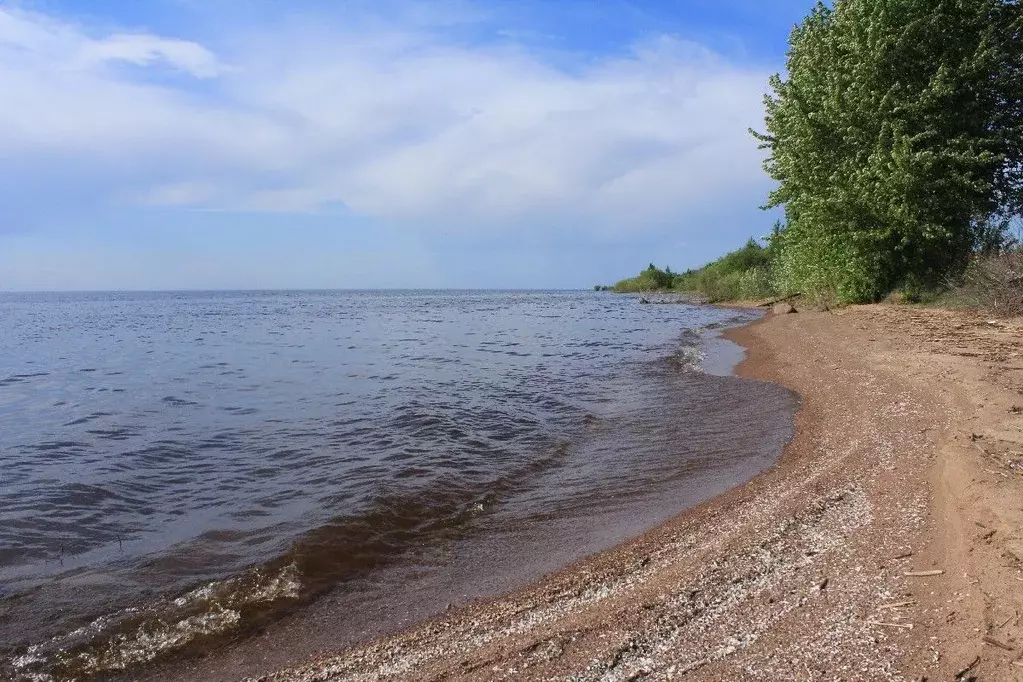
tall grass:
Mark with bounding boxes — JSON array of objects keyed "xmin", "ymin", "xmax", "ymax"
[{"xmin": 943, "ymin": 251, "xmax": 1023, "ymax": 315}]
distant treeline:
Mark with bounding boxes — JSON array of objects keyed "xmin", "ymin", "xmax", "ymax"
[
  {"xmin": 609, "ymin": 228, "xmax": 1021, "ymax": 310},
  {"xmin": 609, "ymin": 0, "xmax": 1023, "ymax": 306},
  {"xmin": 607, "ymin": 238, "xmax": 775, "ymax": 302}
]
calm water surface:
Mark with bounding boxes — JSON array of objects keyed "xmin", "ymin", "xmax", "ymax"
[{"xmin": 0, "ymin": 291, "xmax": 796, "ymax": 681}]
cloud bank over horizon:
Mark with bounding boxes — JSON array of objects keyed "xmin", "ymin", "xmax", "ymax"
[{"xmin": 0, "ymin": 1, "xmax": 792, "ymax": 290}]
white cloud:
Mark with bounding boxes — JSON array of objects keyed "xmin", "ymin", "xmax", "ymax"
[
  {"xmin": 0, "ymin": 8, "xmax": 221, "ymax": 75},
  {"xmin": 78, "ymin": 33, "xmax": 222, "ymax": 77},
  {"xmin": 0, "ymin": 6, "xmax": 771, "ymax": 232}
]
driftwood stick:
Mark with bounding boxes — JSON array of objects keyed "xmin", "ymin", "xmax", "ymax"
[
  {"xmin": 878, "ymin": 600, "xmax": 917, "ymax": 611},
  {"xmin": 866, "ymin": 620, "xmax": 914, "ymax": 630},
  {"xmin": 758, "ymin": 292, "xmax": 802, "ymax": 307},
  {"xmin": 904, "ymin": 570, "xmax": 944, "ymax": 577},
  {"xmin": 955, "ymin": 655, "xmax": 981, "ymax": 680},
  {"xmin": 982, "ymin": 635, "xmax": 1015, "ymax": 652}
]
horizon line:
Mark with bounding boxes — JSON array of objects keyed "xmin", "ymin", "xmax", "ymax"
[{"xmin": 0, "ymin": 287, "xmax": 607, "ymax": 295}]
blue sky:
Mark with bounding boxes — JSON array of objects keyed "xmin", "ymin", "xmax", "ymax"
[{"xmin": 0, "ymin": 0, "xmax": 810, "ymax": 290}]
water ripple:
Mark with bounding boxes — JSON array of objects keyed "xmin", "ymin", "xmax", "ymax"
[{"xmin": 0, "ymin": 290, "xmax": 794, "ymax": 682}]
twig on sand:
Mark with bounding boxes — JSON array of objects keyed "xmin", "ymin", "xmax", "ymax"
[
  {"xmin": 982, "ymin": 635, "xmax": 1015, "ymax": 652},
  {"xmin": 904, "ymin": 570, "xmax": 944, "ymax": 577},
  {"xmin": 955, "ymin": 655, "xmax": 980, "ymax": 680},
  {"xmin": 866, "ymin": 620, "xmax": 914, "ymax": 630},
  {"xmin": 878, "ymin": 600, "xmax": 917, "ymax": 610}
]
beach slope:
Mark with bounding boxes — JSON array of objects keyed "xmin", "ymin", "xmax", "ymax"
[{"xmin": 251, "ymin": 305, "xmax": 1023, "ymax": 682}]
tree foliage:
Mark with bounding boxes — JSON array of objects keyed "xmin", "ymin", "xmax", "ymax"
[
  {"xmin": 612, "ymin": 264, "xmax": 678, "ymax": 292},
  {"xmin": 753, "ymin": 0, "xmax": 1023, "ymax": 302},
  {"xmin": 612, "ymin": 240, "xmax": 778, "ymax": 301},
  {"xmin": 673, "ymin": 239, "xmax": 777, "ymax": 301}
]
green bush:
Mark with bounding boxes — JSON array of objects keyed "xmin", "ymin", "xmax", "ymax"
[
  {"xmin": 614, "ymin": 239, "xmax": 778, "ymax": 302},
  {"xmin": 673, "ymin": 239, "xmax": 777, "ymax": 302},
  {"xmin": 753, "ymin": 0, "xmax": 1023, "ymax": 303},
  {"xmin": 612, "ymin": 264, "xmax": 677, "ymax": 292}
]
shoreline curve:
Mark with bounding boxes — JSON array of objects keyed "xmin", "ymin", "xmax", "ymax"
[{"xmin": 159, "ymin": 305, "xmax": 1023, "ymax": 681}]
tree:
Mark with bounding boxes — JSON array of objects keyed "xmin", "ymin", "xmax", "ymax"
[{"xmin": 753, "ymin": 0, "xmax": 1023, "ymax": 302}]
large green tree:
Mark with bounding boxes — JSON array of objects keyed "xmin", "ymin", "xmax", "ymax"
[{"xmin": 753, "ymin": 0, "xmax": 1023, "ymax": 302}]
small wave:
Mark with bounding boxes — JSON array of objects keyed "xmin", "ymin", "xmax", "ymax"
[
  {"xmin": 33, "ymin": 441, "xmax": 89, "ymax": 452},
  {"xmin": 0, "ymin": 372, "xmax": 50, "ymax": 386},
  {"xmin": 3, "ymin": 436, "xmax": 580, "ymax": 681},
  {"xmin": 6, "ymin": 563, "xmax": 302, "ymax": 682},
  {"xmin": 161, "ymin": 396, "xmax": 198, "ymax": 407},
  {"xmin": 670, "ymin": 345, "xmax": 706, "ymax": 372},
  {"xmin": 62, "ymin": 412, "xmax": 113, "ymax": 427},
  {"xmin": 0, "ymin": 291, "xmax": 768, "ymax": 682}
]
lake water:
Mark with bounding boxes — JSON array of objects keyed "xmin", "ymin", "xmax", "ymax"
[{"xmin": 0, "ymin": 291, "xmax": 796, "ymax": 681}]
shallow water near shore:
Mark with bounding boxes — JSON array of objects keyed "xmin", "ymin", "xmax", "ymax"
[{"xmin": 0, "ymin": 291, "xmax": 796, "ymax": 681}]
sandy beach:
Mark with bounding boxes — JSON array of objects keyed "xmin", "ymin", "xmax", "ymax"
[{"xmin": 161, "ymin": 304, "xmax": 1023, "ymax": 681}]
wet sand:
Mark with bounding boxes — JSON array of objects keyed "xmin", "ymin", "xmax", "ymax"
[{"xmin": 171, "ymin": 305, "xmax": 1023, "ymax": 681}]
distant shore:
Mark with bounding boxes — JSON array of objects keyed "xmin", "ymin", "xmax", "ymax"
[{"xmin": 171, "ymin": 305, "xmax": 1023, "ymax": 681}]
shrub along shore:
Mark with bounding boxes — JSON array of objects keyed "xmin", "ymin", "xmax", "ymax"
[
  {"xmin": 607, "ymin": 0, "xmax": 1023, "ymax": 315},
  {"xmin": 607, "ymin": 238, "xmax": 1023, "ymax": 315}
]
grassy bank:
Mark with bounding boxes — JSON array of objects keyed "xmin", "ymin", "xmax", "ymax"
[
  {"xmin": 610, "ymin": 238, "xmax": 1023, "ymax": 314},
  {"xmin": 610, "ymin": 239, "xmax": 776, "ymax": 303}
]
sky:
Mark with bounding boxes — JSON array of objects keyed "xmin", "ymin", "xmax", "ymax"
[{"xmin": 0, "ymin": 0, "xmax": 812, "ymax": 290}]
